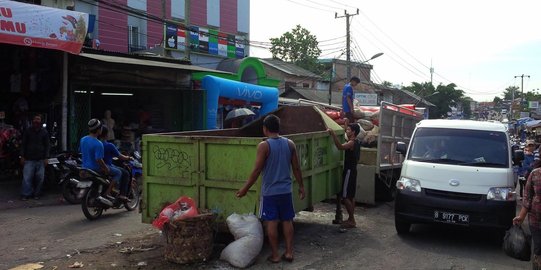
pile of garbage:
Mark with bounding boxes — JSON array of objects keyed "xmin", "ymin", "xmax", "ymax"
[{"xmin": 324, "ymin": 102, "xmax": 381, "ymax": 147}]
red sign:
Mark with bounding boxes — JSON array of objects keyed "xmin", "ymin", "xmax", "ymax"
[{"xmin": 0, "ymin": 0, "xmax": 89, "ymax": 54}]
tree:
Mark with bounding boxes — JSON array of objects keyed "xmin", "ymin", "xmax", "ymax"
[
  {"xmin": 402, "ymin": 82, "xmax": 466, "ymax": 119},
  {"xmin": 502, "ymin": 86, "xmax": 519, "ymax": 100},
  {"xmin": 381, "ymin": 81, "xmax": 393, "ymax": 87},
  {"xmin": 493, "ymin": 96, "xmax": 502, "ymax": 107},
  {"xmin": 269, "ymin": 25, "xmax": 322, "ymax": 73},
  {"xmin": 460, "ymin": 96, "xmax": 473, "ymax": 119},
  {"xmin": 401, "ymin": 82, "xmax": 436, "ymax": 97}
]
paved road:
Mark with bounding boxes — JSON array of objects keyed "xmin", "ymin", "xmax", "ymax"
[{"xmin": 0, "ymin": 203, "xmax": 154, "ymax": 269}]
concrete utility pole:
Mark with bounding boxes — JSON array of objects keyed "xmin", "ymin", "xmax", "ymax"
[
  {"xmin": 515, "ymin": 74, "xmax": 530, "ymax": 105},
  {"xmin": 184, "ymin": 0, "xmax": 191, "ymax": 61},
  {"xmin": 335, "ymin": 9, "xmax": 358, "ymax": 80}
]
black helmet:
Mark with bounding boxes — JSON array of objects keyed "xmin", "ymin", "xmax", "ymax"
[{"xmin": 88, "ymin": 118, "xmax": 102, "ymax": 131}]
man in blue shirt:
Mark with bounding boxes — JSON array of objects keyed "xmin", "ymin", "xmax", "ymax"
[
  {"xmin": 80, "ymin": 119, "xmax": 122, "ymax": 198},
  {"xmin": 236, "ymin": 115, "xmax": 305, "ymax": 263},
  {"xmin": 342, "ymin": 76, "xmax": 361, "ymax": 122},
  {"xmin": 99, "ymin": 126, "xmax": 132, "ymax": 201}
]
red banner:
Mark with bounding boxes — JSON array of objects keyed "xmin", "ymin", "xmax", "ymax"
[{"xmin": 0, "ymin": 0, "xmax": 89, "ymax": 54}]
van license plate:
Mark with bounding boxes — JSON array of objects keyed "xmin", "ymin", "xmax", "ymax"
[{"xmin": 434, "ymin": 211, "xmax": 469, "ymax": 225}]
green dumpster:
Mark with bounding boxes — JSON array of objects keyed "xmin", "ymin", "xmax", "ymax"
[{"xmin": 141, "ymin": 106, "xmax": 345, "ymax": 225}]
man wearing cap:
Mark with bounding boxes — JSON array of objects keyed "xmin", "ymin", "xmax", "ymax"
[{"xmin": 80, "ymin": 119, "xmax": 123, "ymax": 199}]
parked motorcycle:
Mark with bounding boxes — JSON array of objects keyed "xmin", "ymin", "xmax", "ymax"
[
  {"xmin": 46, "ymin": 151, "xmax": 85, "ymax": 204},
  {"xmin": 80, "ymin": 154, "xmax": 141, "ymax": 220}
]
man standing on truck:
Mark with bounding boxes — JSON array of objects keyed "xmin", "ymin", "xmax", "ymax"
[
  {"xmin": 342, "ymin": 76, "xmax": 361, "ymax": 122},
  {"xmin": 328, "ymin": 119, "xmax": 362, "ymax": 228},
  {"xmin": 236, "ymin": 114, "xmax": 305, "ymax": 263}
]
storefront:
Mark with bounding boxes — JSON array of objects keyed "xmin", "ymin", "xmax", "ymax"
[
  {"xmin": 67, "ymin": 50, "xmax": 230, "ymax": 152},
  {"xmin": 0, "ymin": 1, "xmax": 89, "ymax": 169}
]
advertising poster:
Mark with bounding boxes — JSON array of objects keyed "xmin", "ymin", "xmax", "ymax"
[
  {"xmin": 165, "ymin": 24, "xmax": 177, "ymax": 49},
  {"xmin": 208, "ymin": 29, "xmax": 218, "ymax": 55},
  {"xmin": 0, "ymin": 0, "xmax": 89, "ymax": 54}
]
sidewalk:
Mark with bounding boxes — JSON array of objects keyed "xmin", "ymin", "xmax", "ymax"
[{"xmin": 0, "ymin": 178, "xmax": 67, "ymax": 211}]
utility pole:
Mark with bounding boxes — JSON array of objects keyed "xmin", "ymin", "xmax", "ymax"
[
  {"xmin": 515, "ymin": 74, "xmax": 530, "ymax": 116},
  {"xmin": 335, "ymin": 9, "xmax": 358, "ymax": 80},
  {"xmin": 430, "ymin": 59, "xmax": 434, "ymax": 86},
  {"xmin": 184, "ymin": 0, "xmax": 191, "ymax": 61}
]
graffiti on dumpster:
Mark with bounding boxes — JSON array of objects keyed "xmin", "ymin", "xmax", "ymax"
[
  {"xmin": 315, "ymin": 147, "xmax": 326, "ymax": 167},
  {"xmin": 296, "ymin": 143, "xmax": 309, "ymax": 169},
  {"xmin": 153, "ymin": 146, "xmax": 191, "ymax": 177}
]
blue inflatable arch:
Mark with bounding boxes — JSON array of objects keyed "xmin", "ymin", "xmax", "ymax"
[{"xmin": 202, "ymin": 75, "xmax": 279, "ymax": 129}]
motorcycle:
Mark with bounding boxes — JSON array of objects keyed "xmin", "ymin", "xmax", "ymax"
[
  {"xmin": 80, "ymin": 154, "xmax": 141, "ymax": 220},
  {"xmin": 46, "ymin": 151, "xmax": 85, "ymax": 204}
]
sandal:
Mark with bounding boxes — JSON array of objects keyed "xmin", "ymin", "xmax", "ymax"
[
  {"xmin": 281, "ymin": 254, "xmax": 294, "ymax": 263},
  {"xmin": 340, "ymin": 220, "xmax": 357, "ymax": 229}
]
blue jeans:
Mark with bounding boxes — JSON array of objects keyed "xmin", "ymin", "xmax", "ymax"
[
  {"xmin": 107, "ymin": 165, "xmax": 122, "ymax": 186},
  {"xmin": 21, "ymin": 160, "xmax": 45, "ymax": 197}
]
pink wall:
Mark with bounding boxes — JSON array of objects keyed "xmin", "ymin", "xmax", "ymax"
[
  {"xmin": 190, "ymin": 0, "xmax": 206, "ymax": 26},
  {"xmin": 146, "ymin": 0, "xmax": 171, "ymax": 48},
  {"xmin": 97, "ymin": 0, "xmax": 242, "ymax": 52},
  {"xmin": 98, "ymin": 0, "xmax": 128, "ymax": 53},
  {"xmin": 220, "ymin": 0, "xmax": 237, "ymax": 34}
]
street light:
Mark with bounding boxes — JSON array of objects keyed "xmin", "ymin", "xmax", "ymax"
[
  {"xmin": 359, "ymin": 52, "xmax": 384, "ymax": 65},
  {"xmin": 329, "ymin": 52, "xmax": 384, "ymax": 105}
]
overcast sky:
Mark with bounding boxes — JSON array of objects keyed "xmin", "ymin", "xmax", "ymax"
[{"xmin": 250, "ymin": 0, "xmax": 541, "ymax": 102}]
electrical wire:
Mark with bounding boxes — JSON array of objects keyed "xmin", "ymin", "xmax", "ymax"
[{"xmin": 285, "ymin": 0, "xmax": 334, "ymax": 13}]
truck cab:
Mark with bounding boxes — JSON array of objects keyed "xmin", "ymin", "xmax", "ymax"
[{"xmin": 394, "ymin": 120, "xmax": 522, "ymax": 234}]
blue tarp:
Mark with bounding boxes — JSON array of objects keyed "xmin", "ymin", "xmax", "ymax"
[
  {"xmin": 525, "ymin": 120, "xmax": 541, "ymax": 128},
  {"xmin": 517, "ymin": 117, "xmax": 534, "ymax": 125}
]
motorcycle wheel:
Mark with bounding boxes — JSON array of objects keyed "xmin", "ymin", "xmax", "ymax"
[
  {"xmin": 62, "ymin": 174, "xmax": 84, "ymax": 204},
  {"xmin": 124, "ymin": 180, "xmax": 141, "ymax": 211},
  {"xmin": 82, "ymin": 187, "xmax": 103, "ymax": 220}
]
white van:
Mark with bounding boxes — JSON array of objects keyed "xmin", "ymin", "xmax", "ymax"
[{"xmin": 394, "ymin": 120, "xmax": 522, "ymax": 234}]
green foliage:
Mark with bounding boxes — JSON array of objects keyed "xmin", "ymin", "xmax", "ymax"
[
  {"xmin": 502, "ymin": 86, "xmax": 519, "ymax": 100},
  {"xmin": 402, "ymin": 82, "xmax": 466, "ymax": 119},
  {"xmin": 493, "ymin": 96, "xmax": 502, "ymax": 106},
  {"xmin": 269, "ymin": 25, "xmax": 323, "ymax": 73}
]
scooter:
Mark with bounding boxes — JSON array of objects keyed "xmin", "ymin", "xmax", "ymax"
[
  {"xmin": 46, "ymin": 151, "xmax": 86, "ymax": 204},
  {"xmin": 80, "ymin": 157, "xmax": 141, "ymax": 220}
]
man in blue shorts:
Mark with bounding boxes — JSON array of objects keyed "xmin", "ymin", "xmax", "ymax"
[{"xmin": 236, "ymin": 114, "xmax": 305, "ymax": 263}]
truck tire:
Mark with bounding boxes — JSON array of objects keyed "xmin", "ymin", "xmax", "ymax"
[
  {"xmin": 395, "ymin": 217, "xmax": 411, "ymax": 235},
  {"xmin": 375, "ymin": 178, "xmax": 397, "ymax": 202}
]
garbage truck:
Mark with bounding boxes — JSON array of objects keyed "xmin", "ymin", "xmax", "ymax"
[
  {"xmin": 140, "ymin": 105, "xmax": 346, "ymax": 227},
  {"xmin": 354, "ymin": 102, "xmax": 424, "ymax": 204}
]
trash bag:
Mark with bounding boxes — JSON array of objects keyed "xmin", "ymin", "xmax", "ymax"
[
  {"xmin": 220, "ymin": 213, "xmax": 264, "ymax": 268},
  {"xmin": 152, "ymin": 196, "xmax": 198, "ymax": 230},
  {"xmin": 503, "ymin": 225, "xmax": 531, "ymax": 261}
]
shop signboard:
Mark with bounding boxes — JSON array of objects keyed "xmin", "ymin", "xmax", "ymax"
[
  {"xmin": 164, "ymin": 23, "xmax": 246, "ymax": 59},
  {"xmin": 0, "ymin": 0, "xmax": 89, "ymax": 54},
  {"xmin": 529, "ymin": 101, "xmax": 539, "ymax": 109},
  {"xmin": 354, "ymin": 93, "xmax": 378, "ymax": 105}
]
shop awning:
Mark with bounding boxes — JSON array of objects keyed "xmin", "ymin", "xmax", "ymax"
[{"xmin": 78, "ymin": 53, "xmax": 232, "ymax": 74}]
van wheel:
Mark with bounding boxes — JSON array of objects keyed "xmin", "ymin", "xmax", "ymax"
[{"xmin": 395, "ymin": 217, "xmax": 411, "ymax": 235}]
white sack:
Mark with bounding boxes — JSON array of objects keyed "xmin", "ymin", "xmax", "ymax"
[{"xmin": 220, "ymin": 213, "xmax": 264, "ymax": 268}]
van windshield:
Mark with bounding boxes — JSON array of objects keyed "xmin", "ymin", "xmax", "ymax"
[{"xmin": 407, "ymin": 127, "xmax": 509, "ymax": 168}]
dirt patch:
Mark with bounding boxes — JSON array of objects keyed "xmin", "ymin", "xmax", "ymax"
[{"xmin": 37, "ymin": 201, "xmax": 373, "ymax": 270}]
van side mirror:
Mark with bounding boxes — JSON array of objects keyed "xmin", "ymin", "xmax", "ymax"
[
  {"xmin": 396, "ymin": 142, "xmax": 407, "ymax": 156},
  {"xmin": 513, "ymin": 149, "xmax": 524, "ymax": 166}
]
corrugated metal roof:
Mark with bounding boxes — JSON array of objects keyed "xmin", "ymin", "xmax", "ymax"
[
  {"xmin": 78, "ymin": 53, "xmax": 231, "ymax": 74},
  {"xmin": 260, "ymin": 58, "xmax": 321, "ymax": 79},
  {"xmin": 282, "ymin": 87, "xmax": 342, "ymax": 106}
]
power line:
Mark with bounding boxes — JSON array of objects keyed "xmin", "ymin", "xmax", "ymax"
[{"xmin": 285, "ymin": 0, "xmax": 333, "ymax": 13}]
